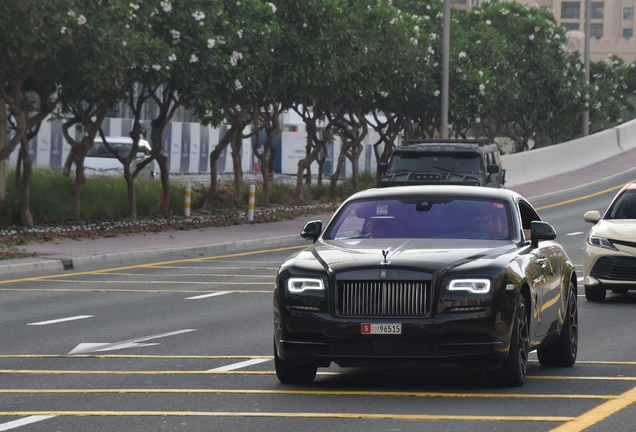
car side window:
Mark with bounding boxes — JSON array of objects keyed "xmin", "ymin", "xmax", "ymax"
[
  {"xmin": 607, "ymin": 190, "xmax": 636, "ymax": 219},
  {"xmin": 518, "ymin": 200, "xmax": 540, "ymax": 241}
]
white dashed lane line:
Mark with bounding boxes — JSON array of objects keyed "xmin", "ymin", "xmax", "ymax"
[
  {"xmin": 27, "ymin": 315, "xmax": 93, "ymax": 326},
  {"xmin": 186, "ymin": 292, "xmax": 230, "ymax": 300},
  {"xmin": 208, "ymin": 359, "xmax": 271, "ymax": 372}
]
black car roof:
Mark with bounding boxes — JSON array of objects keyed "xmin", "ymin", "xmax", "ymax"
[{"xmin": 347, "ymin": 185, "xmax": 521, "ymax": 203}]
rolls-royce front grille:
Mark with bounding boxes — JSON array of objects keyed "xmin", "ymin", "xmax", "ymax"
[
  {"xmin": 591, "ymin": 256, "xmax": 636, "ymax": 281},
  {"xmin": 337, "ymin": 281, "xmax": 430, "ymax": 317}
]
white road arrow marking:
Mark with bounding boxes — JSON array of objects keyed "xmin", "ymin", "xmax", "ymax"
[
  {"xmin": 68, "ymin": 329, "xmax": 196, "ymax": 354},
  {"xmin": 0, "ymin": 416, "xmax": 55, "ymax": 431}
]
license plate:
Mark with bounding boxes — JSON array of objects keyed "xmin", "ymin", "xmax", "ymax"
[{"xmin": 361, "ymin": 323, "xmax": 402, "ymax": 334}]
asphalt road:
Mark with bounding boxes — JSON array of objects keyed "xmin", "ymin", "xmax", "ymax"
[{"xmin": 2, "ymin": 184, "xmax": 636, "ymax": 431}]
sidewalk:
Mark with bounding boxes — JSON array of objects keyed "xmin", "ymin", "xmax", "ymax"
[{"xmin": 2, "ymin": 146, "xmax": 636, "ymax": 278}]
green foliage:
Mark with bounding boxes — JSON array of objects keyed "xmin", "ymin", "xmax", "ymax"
[
  {"xmin": 589, "ymin": 57, "xmax": 636, "ymax": 132},
  {"xmin": 0, "ymin": 169, "xmax": 373, "ymax": 228},
  {"xmin": 0, "ymin": 169, "xmax": 194, "ymax": 226}
]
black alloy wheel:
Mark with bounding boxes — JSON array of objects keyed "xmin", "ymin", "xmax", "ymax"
[
  {"xmin": 537, "ymin": 284, "xmax": 578, "ymax": 367},
  {"xmin": 489, "ymin": 295, "xmax": 529, "ymax": 387}
]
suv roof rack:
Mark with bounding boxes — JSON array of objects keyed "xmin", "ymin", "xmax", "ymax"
[{"xmin": 402, "ymin": 139, "xmax": 492, "ymax": 147}]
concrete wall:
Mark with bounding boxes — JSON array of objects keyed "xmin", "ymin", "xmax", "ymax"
[{"xmin": 501, "ymin": 118, "xmax": 636, "ymax": 187}]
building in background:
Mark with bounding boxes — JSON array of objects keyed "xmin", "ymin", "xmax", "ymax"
[{"xmin": 452, "ymin": 0, "xmax": 636, "ymax": 63}]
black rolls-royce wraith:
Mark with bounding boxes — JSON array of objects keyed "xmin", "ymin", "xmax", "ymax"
[{"xmin": 273, "ymin": 185, "xmax": 578, "ymax": 387}]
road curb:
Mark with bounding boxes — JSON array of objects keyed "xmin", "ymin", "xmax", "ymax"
[{"xmin": 1, "ymin": 234, "xmax": 307, "ymax": 277}]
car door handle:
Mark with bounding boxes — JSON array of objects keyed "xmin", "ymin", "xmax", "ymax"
[{"xmin": 536, "ymin": 258, "xmax": 548, "ymax": 268}]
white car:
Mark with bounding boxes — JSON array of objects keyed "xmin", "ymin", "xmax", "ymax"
[
  {"xmin": 84, "ymin": 137, "xmax": 157, "ymax": 179},
  {"xmin": 582, "ymin": 183, "xmax": 636, "ymax": 302}
]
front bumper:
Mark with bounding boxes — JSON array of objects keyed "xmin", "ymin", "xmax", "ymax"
[{"xmin": 274, "ymin": 310, "xmax": 511, "ymax": 367}]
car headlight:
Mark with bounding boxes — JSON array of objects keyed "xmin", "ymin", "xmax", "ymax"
[
  {"xmin": 287, "ymin": 277, "xmax": 325, "ymax": 293},
  {"xmin": 448, "ymin": 279, "xmax": 491, "ymax": 294},
  {"xmin": 587, "ymin": 235, "xmax": 618, "ymax": 251}
]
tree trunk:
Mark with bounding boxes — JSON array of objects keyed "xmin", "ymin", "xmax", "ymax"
[
  {"xmin": 124, "ymin": 164, "xmax": 137, "ymax": 219},
  {"xmin": 206, "ymin": 126, "xmax": 235, "ymax": 210},
  {"xmin": 350, "ymin": 154, "xmax": 360, "ymax": 191},
  {"xmin": 329, "ymin": 143, "xmax": 349, "ymax": 197},
  {"xmin": 260, "ymin": 162, "xmax": 271, "ymax": 205},
  {"xmin": 0, "ymin": 98, "xmax": 6, "ymax": 200},
  {"xmin": 17, "ymin": 138, "xmax": 33, "ymax": 226},
  {"xmin": 230, "ymin": 133, "xmax": 243, "ymax": 207}
]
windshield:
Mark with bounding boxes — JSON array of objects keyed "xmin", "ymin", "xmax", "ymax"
[
  {"xmin": 606, "ymin": 190, "xmax": 636, "ymax": 219},
  {"xmin": 87, "ymin": 142, "xmax": 133, "ymax": 158},
  {"xmin": 325, "ymin": 197, "xmax": 511, "ymax": 240},
  {"xmin": 389, "ymin": 152, "xmax": 483, "ymax": 174}
]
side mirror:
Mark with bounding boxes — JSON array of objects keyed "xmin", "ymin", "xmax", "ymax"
[
  {"xmin": 487, "ymin": 164, "xmax": 500, "ymax": 174},
  {"xmin": 583, "ymin": 210, "xmax": 601, "ymax": 224},
  {"xmin": 377, "ymin": 163, "xmax": 388, "ymax": 177},
  {"xmin": 136, "ymin": 152, "xmax": 146, "ymax": 159},
  {"xmin": 300, "ymin": 220, "xmax": 322, "ymax": 243},
  {"xmin": 530, "ymin": 220, "xmax": 557, "ymax": 247}
]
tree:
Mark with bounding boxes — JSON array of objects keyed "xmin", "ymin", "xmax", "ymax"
[
  {"xmin": 60, "ymin": 0, "xmax": 165, "ymax": 220},
  {"xmin": 589, "ymin": 56, "xmax": 636, "ymax": 133},
  {"xmin": 464, "ymin": 0, "xmax": 586, "ymax": 152},
  {"xmin": 0, "ymin": 0, "xmax": 76, "ymax": 225}
]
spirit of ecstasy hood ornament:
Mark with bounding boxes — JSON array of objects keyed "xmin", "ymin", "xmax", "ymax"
[{"xmin": 381, "ymin": 248, "xmax": 391, "ymax": 265}]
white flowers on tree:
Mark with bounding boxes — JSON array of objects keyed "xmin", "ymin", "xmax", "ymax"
[
  {"xmin": 230, "ymin": 51, "xmax": 243, "ymax": 66},
  {"xmin": 160, "ymin": 1, "xmax": 172, "ymax": 12}
]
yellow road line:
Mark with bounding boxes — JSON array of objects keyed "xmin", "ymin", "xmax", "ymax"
[
  {"xmin": 1, "ymin": 355, "xmax": 635, "ymax": 365},
  {"xmin": 5, "ymin": 370, "xmax": 636, "ymax": 384},
  {"xmin": 0, "ymin": 246, "xmax": 303, "ymax": 285},
  {"xmin": 0, "ymin": 288, "xmax": 270, "ymax": 293},
  {"xmin": 0, "ymin": 355, "xmax": 274, "ymax": 359},
  {"xmin": 530, "ymin": 376, "xmax": 636, "ymax": 381},
  {"xmin": 0, "ymin": 369, "xmax": 274, "ymax": 375},
  {"xmin": 150, "ymin": 266, "xmax": 279, "ymax": 270},
  {"xmin": 103, "ymin": 273, "xmax": 274, "ymax": 278},
  {"xmin": 535, "ymin": 180, "xmax": 636, "ymax": 211},
  {"xmin": 24, "ymin": 280, "xmax": 271, "ymax": 285},
  {"xmin": 0, "ymin": 388, "xmax": 615, "ymax": 400},
  {"xmin": 0, "ymin": 410, "xmax": 575, "ymax": 422},
  {"xmin": 551, "ymin": 386, "xmax": 636, "ymax": 431}
]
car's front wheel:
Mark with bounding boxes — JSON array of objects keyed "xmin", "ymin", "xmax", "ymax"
[
  {"xmin": 488, "ymin": 295, "xmax": 529, "ymax": 387},
  {"xmin": 537, "ymin": 283, "xmax": 578, "ymax": 367},
  {"xmin": 274, "ymin": 341, "xmax": 317, "ymax": 384},
  {"xmin": 585, "ymin": 286, "xmax": 606, "ymax": 302}
]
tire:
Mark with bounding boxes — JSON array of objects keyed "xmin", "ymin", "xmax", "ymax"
[
  {"xmin": 537, "ymin": 284, "xmax": 578, "ymax": 367},
  {"xmin": 585, "ymin": 286, "xmax": 606, "ymax": 302},
  {"xmin": 488, "ymin": 295, "xmax": 529, "ymax": 387},
  {"xmin": 274, "ymin": 341, "xmax": 317, "ymax": 384}
]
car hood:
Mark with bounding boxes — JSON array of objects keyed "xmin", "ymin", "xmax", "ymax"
[
  {"xmin": 311, "ymin": 238, "xmax": 517, "ymax": 274},
  {"xmin": 591, "ymin": 220, "xmax": 636, "ymax": 241}
]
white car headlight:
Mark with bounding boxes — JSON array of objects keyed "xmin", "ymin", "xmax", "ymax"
[
  {"xmin": 587, "ymin": 235, "xmax": 618, "ymax": 251},
  {"xmin": 287, "ymin": 278, "xmax": 325, "ymax": 293},
  {"xmin": 448, "ymin": 279, "xmax": 491, "ymax": 294}
]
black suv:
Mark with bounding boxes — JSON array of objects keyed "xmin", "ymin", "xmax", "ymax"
[{"xmin": 377, "ymin": 139, "xmax": 506, "ymax": 188}]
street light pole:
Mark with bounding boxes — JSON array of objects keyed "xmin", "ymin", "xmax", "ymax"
[
  {"xmin": 582, "ymin": 0, "xmax": 591, "ymax": 136},
  {"xmin": 440, "ymin": 0, "xmax": 450, "ymax": 139}
]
